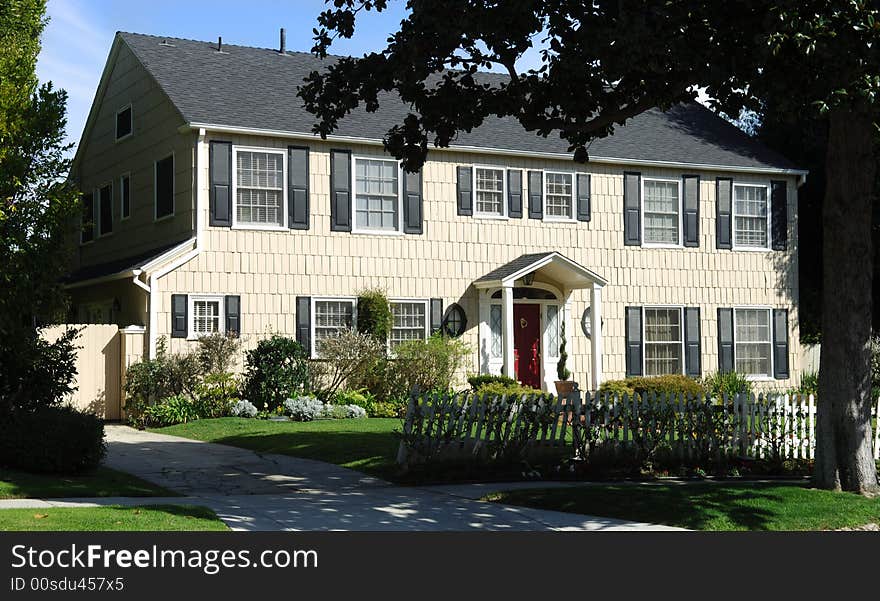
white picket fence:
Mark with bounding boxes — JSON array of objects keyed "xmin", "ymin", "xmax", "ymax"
[{"xmin": 398, "ymin": 391, "xmax": 880, "ymax": 465}]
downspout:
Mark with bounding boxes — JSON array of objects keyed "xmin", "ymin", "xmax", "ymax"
[{"xmin": 144, "ymin": 128, "xmax": 206, "ymax": 358}]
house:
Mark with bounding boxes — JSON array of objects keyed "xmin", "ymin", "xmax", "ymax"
[{"xmin": 67, "ymin": 31, "xmax": 807, "ymax": 394}]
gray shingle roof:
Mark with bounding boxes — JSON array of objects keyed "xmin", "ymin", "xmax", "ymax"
[
  {"xmin": 475, "ymin": 252, "xmax": 557, "ymax": 283},
  {"xmin": 66, "ymin": 239, "xmax": 187, "ymax": 284},
  {"xmin": 119, "ymin": 32, "xmax": 798, "ymax": 171}
]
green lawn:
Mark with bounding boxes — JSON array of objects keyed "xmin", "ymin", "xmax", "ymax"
[
  {"xmin": 0, "ymin": 467, "xmax": 176, "ymax": 499},
  {"xmin": 0, "ymin": 505, "xmax": 228, "ymax": 531},
  {"xmin": 485, "ymin": 483, "xmax": 880, "ymax": 531},
  {"xmin": 155, "ymin": 418, "xmax": 400, "ymax": 479}
]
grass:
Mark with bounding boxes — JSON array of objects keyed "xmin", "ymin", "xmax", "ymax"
[
  {"xmin": 155, "ymin": 418, "xmax": 401, "ymax": 479},
  {"xmin": 0, "ymin": 467, "xmax": 176, "ymax": 499},
  {"xmin": 484, "ymin": 483, "xmax": 880, "ymax": 530},
  {"xmin": 0, "ymin": 505, "xmax": 228, "ymax": 531}
]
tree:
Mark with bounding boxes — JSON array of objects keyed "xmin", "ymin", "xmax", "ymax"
[
  {"xmin": 299, "ymin": 0, "xmax": 880, "ymax": 493},
  {"xmin": 0, "ymin": 0, "xmax": 81, "ymax": 415}
]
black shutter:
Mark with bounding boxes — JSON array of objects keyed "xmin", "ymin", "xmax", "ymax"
[
  {"xmin": 716, "ymin": 178, "xmax": 732, "ymax": 249},
  {"xmin": 771, "ymin": 180, "xmax": 787, "ymax": 250},
  {"xmin": 625, "ymin": 306, "xmax": 643, "ymax": 377},
  {"xmin": 773, "ymin": 309, "xmax": 790, "ymax": 379},
  {"xmin": 171, "ymin": 294, "xmax": 187, "ymax": 338},
  {"xmin": 507, "ymin": 169, "xmax": 522, "ymax": 218},
  {"xmin": 330, "ymin": 149, "xmax": 351, "ymax": 232},
  {"xmin": 296, "ymin": 296, "xmax": 311, "ymax": 354},
  {"xmin": 81, "ymin": 192, "xmax": 94, "ymax": 242},
  {"xmin": 288, "ymin": 145, "xmax": 309, "ymax": 230},
  {"xmin": 682, "ymin": 175, "xmax": 700, "ymax": 247},
  {"xmin": 623, "ymin": 172, "xmax": 641, "ymax": 245},
  {"xmin": 717, "ymin": 308, "xmax": 734, "ymax": 373},
  {"xmin": 527, "ymin": 170, "xmax": 543, "ymax": 219},
  {"xmin": 209, "ymin": 141, "xmax": 232, "ymax": 227},
  {"xmin": 403, "ymin": 170, "xmax": 423, "ymax": 234},
  {"xmin": 456, "ymin": 166, "xmax": 472, "ymax": 216},
  {"xmin": 430, "ymin": 298, "xmax": 443, "ymax": 334},
  {"xmin": 224, "ymin": 295, "xmax": 240, "ymax": 337},
  {"xmin": 576, "ymin": 173, "xmax": 591, "ymax": 222},
  {"xmin": 684, "ymin": 307, "xmax": 701, "ymax": 377}
]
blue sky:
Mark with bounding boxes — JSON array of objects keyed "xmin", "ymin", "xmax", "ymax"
[{"xmin": 36, "ymin": 0, "xmax": 415, "ymax": 150}]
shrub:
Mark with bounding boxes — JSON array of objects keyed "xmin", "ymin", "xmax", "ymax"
[
  {"xmin": 341, "ymin": 404, "xmax": 367, "ymax": 419},
  {"xmin": 370, "ymin": 400, "xmax": 407, "ymax": 418},
  {"xmin": 143, "ymin": 395, "xmax": 199, "ymax": 427},
  {"xmin": 242, "ymin": 335, "xmax": 310, "ymax": 411},
  {"xmin": 474, "ymin": 381, "xmax": 548, "ymax": 399},
  {"xmin": 0, "ymin": 407, "xmax": 105, "ymax": 473},
  {"xmin": 556, "ymin": 319, "xmax": 571, "ymax": 381},
  {"xmin": 194, "ymin": 372, "xmax": 240, "ymax": 418},
  {"xmin": 356, "ymin": 288, "xmax": 393, "ymax": 343},
  {"xmin": 231, "ymin": 399, "xmax": 258, "ymax": 418},
  {"xmin": 0, "ymin": 328, "xmax": 80, "ymax": 416},
  {"xmin": 795, "ymin": 371, "xmax": 819, "ymax": 396},
  {"xmin": 599, "ymin": 374, "xmax": 704, "ymax": 398},
  {"xmin": 467, "ymin": 374, "xmax": 516, "ymax": 390},
  {"xmin": 702, "ymin": 371, "xmax": 752, "ymax": 398},
  {"xmin": 283, "ymin": 395, "xmax": 325, "ymax": 421},
  {"xmin": 124, "ymin": 338, "xmax": 204, "ymax": 426},
  {"xmin": 333, "ymin": 389, "xmax": 375, "ymax": 412},
  {"xmin": 196, "ymin": 333, "xmax": 241, "ymax": 374},
  {"xmin": 387, "ymin": 334, "xmax": 470, "ymax": 398},
  {"xmin": 310, "ymin": 329, "xmax": 385, "ymax": 401}
]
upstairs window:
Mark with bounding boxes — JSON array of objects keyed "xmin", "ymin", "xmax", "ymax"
[
  {"xmin": 81, "ymin": 192, "xmax": 94, "ymax": 243},
  {"xmin": 99, "ymin": 183, "xmax": 112, "ymax": 236},
  {"xmin": 354, "ymin": 158, "xmax": 399, "ymax": 232},
  {"xmin": 544, "ymin": 172, "xmax": 573, "ymax": 219},
  {"xmin": 235, "ymin": 149, "xmax": 285, "ymax": 227},
  {"xmin": 644, "ymin": 307, "xmax": 683, "ymax": 376},
  {"xmin": 643, "ymin": 179, "xmax": 680, "ymax": 245},
  {"xmin": 474, "ymin": 167, "xmax": 505, "ymax": 217},
  {"xmin": 390, "ymin": 301, "xmax": 427, "ymax": 350},
  {"xmin": 154, "ymin": 154, "xmax": 174, "ymax": 220},
  {"xmin": 120, "ymin": 174, "xmax": 131, "ymax": 220},
  {"xmin": 734, "ymin": 184, "xmax": 769, "ymax": 248},
  {"xmin": 115, "ymin": 105, "xmax": 132, "ymax": 141}
]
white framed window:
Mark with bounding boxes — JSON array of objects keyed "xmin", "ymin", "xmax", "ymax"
[
  {"xmin": 189, "ymin": 295, "xmax": 224, "ymax": 338},
  {"xmin": 643, "ymin": 307, "xmax": 684, "ymax": 376},
  {"xmin": 390, "ymin": 300, "xmax": 429, "ymax": 350},
  {"xmin": 473, "ymin": 166, "xmax": 506, "ymax": 217},
  {"xmin": 119, "ymin": 173, "xmax": 131, "ymax": 220},
  {"xmin": 353, "ymin": 157, "xmax": 401, "ymax": 233},
  {"xmin": 115, "ymin": 104, "xmax": 132, "ymax": 141},
  {"xmin": 312, "ymin": 298, "xmax": 356, "ymax": 356},
  {"xmin": 489, "ymin": 304, "xmax": 503, "ymax": 359},
  {"xmin": 546, "ymin": 304, "xmax": 561, "ymax": 358},
  {"xmin": 544, "ymin": 171, "xmax": 574, "ymax": 220},
  {"xmin": 642, "ymin": 178, "xmax": 681, "ymax": 246},
  {"xmin": 233, "ymin": 147, "xmax": 286, "ymax": 229},
  {"xmin": 734, "ymin": 307, "xmax": 773, "ymax": 378},
  {"xmin": 733, "ymin": 184, "xmax": 770, "ymax": 249}
]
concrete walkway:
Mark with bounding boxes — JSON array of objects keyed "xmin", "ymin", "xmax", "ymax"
[{"xmin": 0, "ymin": 425, "xmax": 683, "ymax": 531}]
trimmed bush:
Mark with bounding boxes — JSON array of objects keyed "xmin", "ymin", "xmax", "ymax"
[
  {"xmin": 231, "ymin": 400, "xmax": 258, "ymax": 418},
  {"xmin": 474, "ymin": 381, "xmax": 548, "ymax": 399},
  {"xmin": 467, "ymin": 374, "xmax": 516, "ymax": 390},
  {"xmin": 0, "ymin": 407, "xmax": 105, "ymax": 474},
  {"xmin": 283, "ymin": 395, "xmax": 324, "ymax": 421},
  {"xmin": 242, "ymin": 335, "xmax": 310, "ymax": 411},
  {"xmin": 356, "ymin": 288, "xmax": 393, "ymax": 343},
  {"xmin": 599, "ymin": 374, "xmax": 704, "ymax": 397}
]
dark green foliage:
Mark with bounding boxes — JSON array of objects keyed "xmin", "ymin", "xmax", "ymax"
[
  {"xmin": 123, "ymin": 338, "xmax": 204, "ymax": 426},
  {"xmin": 196, "ymin": 333, "xmax": 241, "ymax": 375},
  {"xmin": 702, "ymin": 371, "xmax": 753, "ymax": 398},
  {"xmin": 242, "ymin": 335, "xmax": 310, "ymax": 411},
  {"xmin": 0, "ymin": 406, "xmax": 105, "ymax": 474},
  {"xmin": 467, "ymin": 374, "xmax": 516, "ymax": 390},
  {"xmin": 556, "ymin": 319, "xmax": 570, "ymax": 381},
  {"xmin": 0, "ymin": 327, "xmax": 79, "ymax": 416},
  {"xmin": 599, "ymin": 374, "xmax": 705, "ymax": 397},
  {"xmin": 796, "ymin": 371, "xmax": 819, "ymax": 397},
  {"xmin": 142, "ymin": 395, "xmax": 199, "ymax": 428},
  {"xmin": 355, "ymin": 288, "xmax": 393, "ymax": 343}
]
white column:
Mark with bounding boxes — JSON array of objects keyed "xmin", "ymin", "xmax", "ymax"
[
  {"xmin": 502, "ymin": 284, "xmax": 515, "ymax": 379},
  {"xmin": 590, "ymin": 284, "xmax": 603, "ymax": 390}
]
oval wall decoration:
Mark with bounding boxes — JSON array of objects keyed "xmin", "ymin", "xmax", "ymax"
[{"xmin": 442, "ymin": 303, "xmax": 467, "ymax": 337}]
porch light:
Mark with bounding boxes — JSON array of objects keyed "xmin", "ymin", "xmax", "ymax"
[{"xmin": 521, "ymin": 272, "xmax": 535, "ymax": 286}]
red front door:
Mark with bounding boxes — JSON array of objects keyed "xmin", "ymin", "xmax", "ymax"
[{"xmin": 513, "ymin": 304, "xmax": 541, "ymax": 389}]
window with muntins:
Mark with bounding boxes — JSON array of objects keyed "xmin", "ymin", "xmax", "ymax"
[
  {"xmin": 734, "ymin": 185, "xmax": 769, "ymax": 248},
  {"xmin": 314, "ymin": 300, "xmax": 354, "ymax": 353},
  {"xmin": 545, "ymin": 172, "xmax": 573, "ymax": 219},
  {"xmin": 734, "ymin": 308, "xmax": 772, "ymax": 377},
  {"xmin": 474, "ymin": 167, "xmax": 504, "ymax": 216},
  {"xmin": 355, "ymin": 158, "xmax": 398, "ymax": 231},
  {"xmin": 643, "ymin": 179, "xmax": 680, "ymax": 245},
  {"xmin": 191, "ymin": 297, "xmax": 223, "ymax": 337},
  {"xmin": 644, "ymin": 307, "xmax": 683, "ymax": 376},
  {"xmin": 490, "ymin": 305, "xmax": 502, "ymax": 359},
  {"xmin": 390, "ymin": 301, "xmax": 427, "ymax": 349},
  {"xmin": 236, "ymin": 150, "xmax": 284, "ymax": 227}
]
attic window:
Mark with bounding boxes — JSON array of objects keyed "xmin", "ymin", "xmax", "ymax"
[{"xmin": 116, "ymin": 105, "xmax": 132, "ymax": 141}]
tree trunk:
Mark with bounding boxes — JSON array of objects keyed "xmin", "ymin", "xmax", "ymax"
[{"xmin": 814, "ymin": 106, "xmax": 879, "ymax": 494}]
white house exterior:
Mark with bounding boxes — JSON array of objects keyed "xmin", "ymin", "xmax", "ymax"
[{"xmin": 67, "ymin": 32, "xmax": 807, "ymax": 393}]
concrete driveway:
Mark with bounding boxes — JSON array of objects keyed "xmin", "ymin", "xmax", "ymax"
[{"xmin": 99, "ymin": 425, "xmax": 682, "ymax": 531}]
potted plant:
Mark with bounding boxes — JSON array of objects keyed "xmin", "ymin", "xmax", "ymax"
[{"xmin": 555, "ymin": 319, "xmax": 576, "ymax": 397}]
